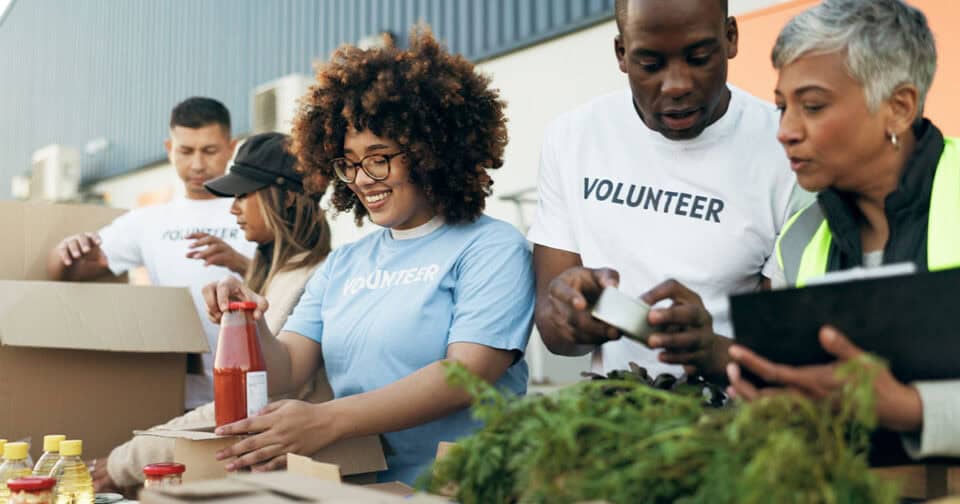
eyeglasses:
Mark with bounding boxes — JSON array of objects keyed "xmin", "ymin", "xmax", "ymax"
[{"xmin": 331, "ymin": 152, "xmax": 406, "ymax": 183}]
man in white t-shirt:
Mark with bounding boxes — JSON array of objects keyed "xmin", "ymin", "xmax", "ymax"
[
  {"xmin": 48, "ymin": 97, "xmax": 256, "ymax": 409},
  {"xmin": 528, "ymin": 0, "xmax": 810, "ymax": 381}
]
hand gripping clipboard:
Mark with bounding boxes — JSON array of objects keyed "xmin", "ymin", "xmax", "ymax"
[{"xmin": 730, "ymin": 266, "xmax": 960, "ymax": 384}]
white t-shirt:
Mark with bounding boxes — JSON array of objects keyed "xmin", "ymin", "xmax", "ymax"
[
  {"xmin": 99, "ymin": 198, "xmax": 256, "ymax": 409},
  {"xmin": 528, "ymin": 86, "xmax": 809, "ymax": 377}
]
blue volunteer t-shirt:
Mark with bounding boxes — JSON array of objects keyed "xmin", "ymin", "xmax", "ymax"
[{"xmin": 283, "ymin": 214, "xmax": 534, "ymax": 484}]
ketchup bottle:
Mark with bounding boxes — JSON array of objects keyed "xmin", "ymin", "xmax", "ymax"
[{"xmin": 214, "ymin": 301, "xmax": 268, "ymax": 427}]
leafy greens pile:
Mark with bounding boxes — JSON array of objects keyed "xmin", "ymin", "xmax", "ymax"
[{"xmin": 419, "ymin": 360, "xmax": 899, "ymax": 504}]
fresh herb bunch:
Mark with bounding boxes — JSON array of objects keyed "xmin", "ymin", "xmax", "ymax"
[{"xmin": 419, "ymin": 358, "xmax": 898, "ymax": 504}]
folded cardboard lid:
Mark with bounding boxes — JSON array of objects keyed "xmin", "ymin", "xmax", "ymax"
[
  {"xmin": 141, "ymin": 472, "xmax": 419, "ymax": 503},
  {"xmin": 233, "ymin": 472, "xmax": 407, "ymax": 502},
  {"xmin": 136, "ymin": 425, "xmax": 224, "ymax": 441},
  {"xmin": 0, "ymin": 281, "xmax": 209, "ymax": 353},
  {"xmin": 137, "ymin": 425, "xmax": 388, "ymax": 476},
  {"xmin": 0, "ymin": 200, "xmax": 126, "ymax": 281},
  {"xmin": 364, "ymin": 481, "xmax": 417, "ymax": 497}
]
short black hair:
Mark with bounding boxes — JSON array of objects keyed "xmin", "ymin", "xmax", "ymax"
[
  {"xmin": 615, "ymin": 0, "xmax": 729, "ymax": 33},
  {"xmin": 170, "ymin": 96, "xmax": 231, "ymax": 133}
]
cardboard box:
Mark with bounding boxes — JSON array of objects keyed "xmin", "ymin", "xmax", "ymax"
[
  {"xmin": 872, "ymin": 464, "xmax": 960, "ymax": 500},
  {"xmin": 0, "ymin": 200, "xmax": 127, "ymax": 282},
  {"xmin": 135, "ymin": 426, "xmax": 388, "ymax": 484},
  {"xmin": 0, "ymin": 201, "xmax": 210, "ymax": 459},
  {"xmin": 138, "ymin": 439, "xmax": 451, "ymax": 503},
  {"xmin": 0, "ymin": 281, "xmax": 209, "ymax": 459},
  {"xmin": 139, "ymin": 471, "xmax": 449, "ymax": 504}
]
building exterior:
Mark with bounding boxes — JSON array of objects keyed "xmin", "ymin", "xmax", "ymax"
[
  {"xmin": 0, "ymin": 0, "xmax": 617, "ymax": 197},
  {"xmin": 28, "ymin": 0, "xmax": 960, "ymax": 383}
]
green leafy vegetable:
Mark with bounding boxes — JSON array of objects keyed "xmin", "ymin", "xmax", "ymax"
[{"xmin": 420, "ymin": 356, "xmax": 897, "ymax": 504}]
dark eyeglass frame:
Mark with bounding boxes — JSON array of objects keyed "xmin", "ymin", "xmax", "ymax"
[{"xmin": 331, "ymin": 152, "xmax": 406, "ymax": 183}]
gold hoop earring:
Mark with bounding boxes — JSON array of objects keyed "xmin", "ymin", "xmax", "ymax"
[{"xmin": 889, "ymin": 131, "xmax": 900, "ymax": 150}]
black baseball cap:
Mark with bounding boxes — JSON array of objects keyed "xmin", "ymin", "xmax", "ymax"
[{"xmin": 204, "ymin": 132, "xmax": 304, "ymax": 197}]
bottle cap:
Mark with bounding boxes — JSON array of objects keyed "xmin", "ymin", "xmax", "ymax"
[
  {"xmin": 6, "ymin": 476, "xmax": 56, "ymax": 492},
  {"xmin": 228, "ymin": 301, "xmax": 258, "ymax": 311},
  {"xmin": 59, "ymin": 440, "xmax": 82, "ymax": 457},
  {"xmin": 43, "ymin": 435, "xmax": 66, "ymax": 452},
  {"xmin": 3, "ymin": 442, "xmax": 28, "ymax": 460},
  {"xmin": 143, "ymin": 462, "xmax": 186, "ymax": 476}
]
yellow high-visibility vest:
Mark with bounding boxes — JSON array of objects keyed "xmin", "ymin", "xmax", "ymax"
[{"xmin": 776, "ymin": 137, "xmax": 960, "ymax": 287}]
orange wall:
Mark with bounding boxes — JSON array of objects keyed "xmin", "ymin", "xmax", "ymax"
[{"xmin": 729, "ymin": 0, "xmax": 959, "ymax": 136}]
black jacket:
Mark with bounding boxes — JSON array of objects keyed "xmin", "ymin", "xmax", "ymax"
[
  {"xmin": 816, "ymin": 121, "xmax": 954, "ymax": 465},
  {"xmin": 818, "ymin": 119, "xmax": 946, "ymax": 272}
]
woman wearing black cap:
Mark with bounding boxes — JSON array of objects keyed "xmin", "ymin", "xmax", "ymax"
[{"xmin": 92, "ymin": 132, "xmax": 334, "ymax": 492}]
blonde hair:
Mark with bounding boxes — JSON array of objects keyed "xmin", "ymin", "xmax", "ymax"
[{"xmin": 244, "ymin": 186, "xmax": 331, "ymax": 294}]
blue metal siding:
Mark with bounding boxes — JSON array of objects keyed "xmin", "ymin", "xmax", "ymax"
[{"xmin": 0, "ymin": 0, "xmax": 613, "ymax": 195}]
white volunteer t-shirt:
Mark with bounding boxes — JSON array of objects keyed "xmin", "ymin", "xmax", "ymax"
[
  {"xmin": 99, "ymin": 198, "xmax": 257, "ymax": 409},
  {"xmin": 528, "ymin": 86, "xmax": 806, "ymax": 377}
]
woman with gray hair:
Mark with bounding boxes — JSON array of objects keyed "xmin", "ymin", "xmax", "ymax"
[{"xmin": 725, "ymin": 0, "xmax": 960, "ymax": 459}]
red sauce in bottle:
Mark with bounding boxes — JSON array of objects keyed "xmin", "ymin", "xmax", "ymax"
[{"xmin": 214, "ymin": 301, "xmax": 268, "ymax": 427}]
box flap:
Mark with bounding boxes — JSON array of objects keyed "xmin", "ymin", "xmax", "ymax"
[
  {"xmin": 141, "ymin": 492, "xmax": 291, "ymax": 504},
  {"xmin": 0, "ymin": 281, "xmax": 209, "ymax": 353},
  {"xmin": 138, "ymin": 427, "xmax": 385, "ymax": 480},
  {"xmin": 139, "ymin": 478, "xmax": 292, "ymax": 504},
  {"xmin": 136, "ymin": 425, "xmax": 229, "ymax": 441},
  {"xmin": 143, "ymin": 472, "xmax": 443, "ymax": 503},
  {"xmin": 436, "ymin": 442, "xmax": 456, "ymax": 460},
  {"xmin": 365, "ymin": 482, "xmax": 416, "ymax": 497},
  {"xmin": 146, "ymin": 427, "xmax": 386, "ymax": 474},
  {"xmin": 233, "ymin": 472, "xmax": 408, "ymax": 502},
  {"xmin": 148, "ymin": 478, "xmax": 261, "ymax": 498},
  {"xmin": 287, "ymin": 454, "xmax": 342, "ymax": 482},
  {"xmin": 0, "ymin": 201, "xmax": 126, "ymax": 281},
  {"xmin": 311, "ymin": 435, "xmax": 387, "ymax": 476}
]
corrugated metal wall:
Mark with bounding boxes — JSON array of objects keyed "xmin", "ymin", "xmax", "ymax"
[{"xmin": 0, "ymin": 0, "xmax": 613, "ymax": 195}]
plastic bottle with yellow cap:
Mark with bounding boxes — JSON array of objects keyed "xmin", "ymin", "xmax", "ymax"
[
  {"xmin": 33, "ymin": 435, "xmax": 67, "ymax": 478},
  {"xmin": 0, "ymin": 442, "xmax": 35, "ymax": 502},
  {"xmin": 49, "ymin": 440, "xmax": 92, "ymax": 504}
]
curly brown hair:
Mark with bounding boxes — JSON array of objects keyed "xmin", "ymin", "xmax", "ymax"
[{"xmin": 291, "ymin": 28, "xmax": 508, "ymax": 225}]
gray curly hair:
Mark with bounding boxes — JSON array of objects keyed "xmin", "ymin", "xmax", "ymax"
[{"xmin": 772, "ymin": 0, "xmax": 936, "ymax": 116}]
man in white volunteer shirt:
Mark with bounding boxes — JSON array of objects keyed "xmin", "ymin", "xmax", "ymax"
[
  {"xmin": 48, "ymin": 97, "xmax": 256, "ymax": 409},
  {"xmin": 529, "ymin": 0, "xmax": 810, "ymax": 381}
]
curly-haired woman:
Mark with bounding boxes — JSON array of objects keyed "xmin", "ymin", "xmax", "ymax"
[{"xmin": 204, "ymin": 30, "xmax": 535, "ymax": 484}]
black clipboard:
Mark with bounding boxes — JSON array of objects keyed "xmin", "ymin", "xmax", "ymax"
[{"xmin": 729, "ymin": 267, "xmax": 960, "ymax": 384}]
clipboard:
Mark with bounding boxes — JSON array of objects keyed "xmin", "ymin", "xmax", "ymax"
[{"xmin": 729, "ymin": 267, "xmax": 960, "ymax": 383}]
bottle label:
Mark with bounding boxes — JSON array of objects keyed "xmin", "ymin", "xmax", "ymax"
[{"xmin": 246, "ymin": 371, "xmax": 268, "ymax": 417}]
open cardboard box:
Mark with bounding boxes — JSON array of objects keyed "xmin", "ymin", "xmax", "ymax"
[
  {"xmin": 134, "ymin": 430, "xmax": 454, "ymax": 502},
  {"xmin": 135, "ymin": 425, "xmax": 388, "ymax": 484},
  {"xmin": 0, "ymin": 201, "xmax": 210, "ymax": 459}
]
